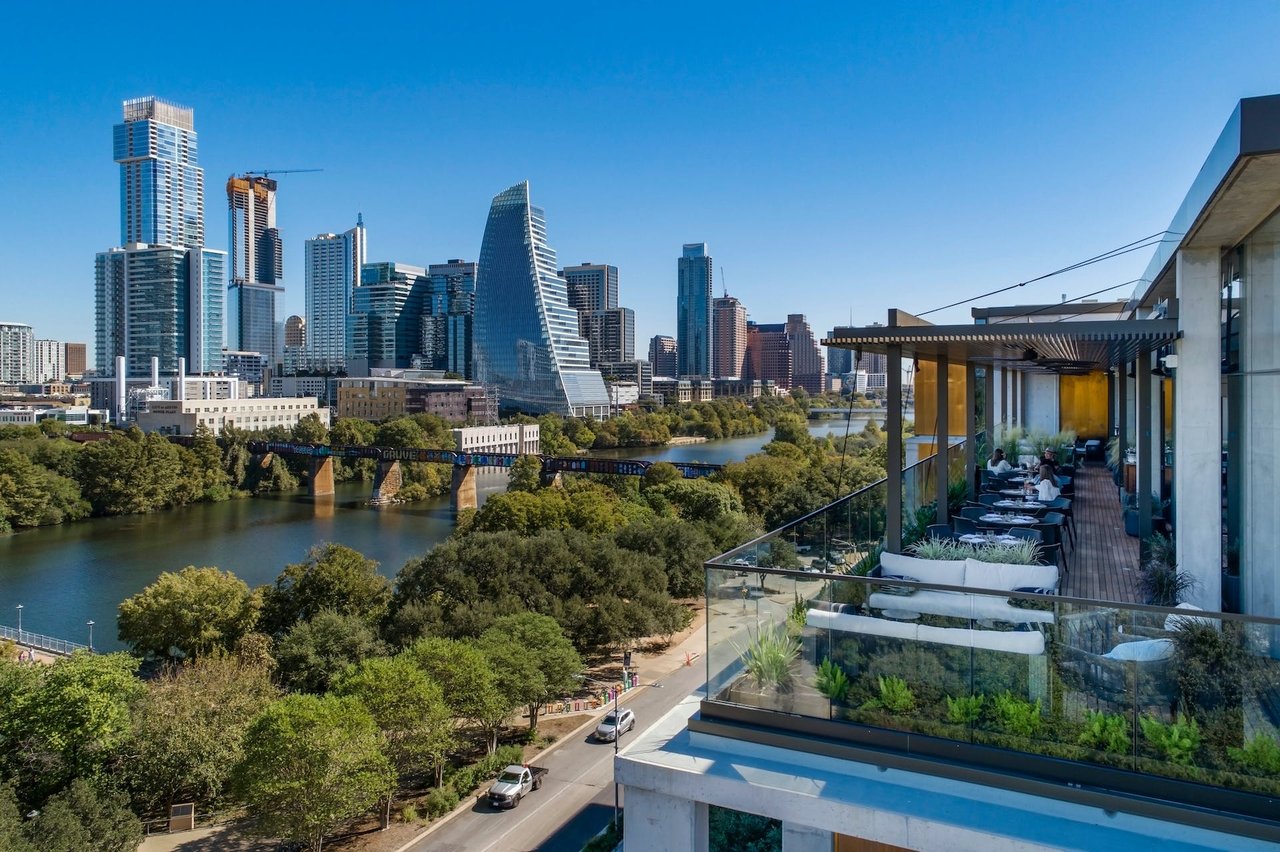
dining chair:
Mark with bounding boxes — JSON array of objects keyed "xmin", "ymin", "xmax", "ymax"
[
  {"xmin": 952, "ymin": 516, "xmax": 978, "ymax": 536},
  {"xmin": 1034, "ymin": 516, "xmax": 1068, "ymax": 573},
  {"xmin": 959, "ymin": 506, "xmax": 988, "ymax": 522},
  {"xmin": 1044, "ymin": 497, "xmax": 1076, "ymax": 546},
  {"xmin": 925, "ymin": 523, "xmax": 954, "ymax": 541},
  {"xmin": 978, "ymin": 494, "xmax": 1002, "ymax": 507},
  {"xmin": 1008, "ymin": 527, "xmax": 1043, "ymax": 543}
]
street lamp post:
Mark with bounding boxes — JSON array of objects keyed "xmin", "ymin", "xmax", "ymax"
[
  {"xmin": 87, "ymin": 620, "xmax": 95, "ymax": 652},
  {"xmin": 577, "ymin": 671, "xmax": 662, "ymax": 837},
  {"xmin": 15, "ymin": 605, "xmax": 22, "ymax": 646}
]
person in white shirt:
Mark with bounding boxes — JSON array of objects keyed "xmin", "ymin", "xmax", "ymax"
[
  {"xmin": 987, "ymin": 448, "xmax": 1012, "ymax": 474},
  {"xmin": 1035, "ymin": 464, "xmax": 1061, "ymax": 502}
]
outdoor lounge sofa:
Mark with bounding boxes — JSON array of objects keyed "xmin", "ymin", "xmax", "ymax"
[
  {"xmin": 805, "ymin": 606, "xmax": 1046, "ymax": 655},
  {"xmin": 865, "ymin": 552, "xmax": 1059, "ymax": 625}
]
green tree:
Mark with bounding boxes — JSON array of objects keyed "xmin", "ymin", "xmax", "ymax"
[
  {"xmin": 125, "ymin": 653, "xmax": 278, "ymax": 812},
  {"xmin": 333, "ymin": 655, "xmax": 456, "ymax": 791},
  {"xmin": 26, "ymin": 653, "xmax": 142, "ymax": 783},
  {"xmin": 29, "ymin": 778, "xmax": 142, "ymax": 852},
  {"xmin": 476, "ymin": 613, "xmax": 583, "ymax": 732},
  {"xmin": 376, "ymin": 418, "xmax": 426, "ymax": 448},
  {"xmin": 0, "ymin": 448, "xmax": 89, "ymax": 528},
  {"xmin": 77, "ymin": 428, "xmax": 188, "ymax": 515},
  {"xmin": 292, "ymin": 412, "xmax": 330, "ymax": 445},
  {"xmin": 507, "ymin": 454, "xmax": 544, "ymax": 493},
  {"xmin": 259, "ymin": 544, "xmax": 389, "ymax": 635},
  {"xmin": 640, "ymin": 461, "xmax": 681, "ymax": 491},
  {"xmin": 233, "ymin": 694, "xmax": 394, "ymax": 852},
  {"xmin": 402, "ymin": 637, "xmax": 511, "ymax": 754},
  {"xmin": 0, "ymin": 783, "xmax": 34, "ymax": 852},
  {"xmin": 185, "ymin": 424, "xmax": 232, "ymax": 501},
  {"xmin": 117, "ymin": 566, "xmax": 262, "ymax": 659},
  {"xmin": 275, "ymin": 610, "xmax": 387, "ymax": 694},
  {"xmin": 615, "ymin": 518, "xmax": 717, "ymax": 599}
]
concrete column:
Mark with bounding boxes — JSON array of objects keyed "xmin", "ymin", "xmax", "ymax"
[
  {"xmin": 935, "ymin": 354, "xmax": 949, "ymax": 523},
  {"xmin": 371, "ymin": 460, "xmax": 402, "ymax": 505},
  {"xmin": 308, "ymin": 457, "xmax": 335, "ymax": 497},
  {"xmin": 983, "ymin": 365, "xmax": 995, "ymax": 445},
  {"xmin": 623, "ymin": 786, "xmax": 708, "ymax": 852},
  {"xmin": 1137, "ymin": 348, "xmax": 1154, "ymax": 547},
  {"xmin": 1174, "ymin": 248, "xmax": 1221, "ymax": 608},
  {"xmin": 451, "ymin": 464, "xmax": 478, "ymax": 512},
  {"xmin": 886, "ymin": 344, "xmax": 903, "ymax": 552},
  {"xmin": 782, "ymin": 821, "xmax": 833, "ymax": 852},
  {"xmin": 966, "ymin": 361, "xmax": 977, "ymax": 500},
  {"xmin": 1116, "ymin": 365, "xmax": 1128, "ymax": 471}
]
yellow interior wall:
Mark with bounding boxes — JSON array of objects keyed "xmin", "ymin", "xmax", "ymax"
[
  {"xmin": 1162, "ymin": 377, "xmax": 1174, "ymax": 445},
  {"xmin": 1058, "ymin": 372, "xmax": 1109, "ymax": 438},
  {"xmin": 913, "ymin": 360, "xmax": 967, "ymax": 435}
]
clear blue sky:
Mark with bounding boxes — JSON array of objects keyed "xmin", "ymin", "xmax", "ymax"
[{"xmin": 5, "ymin": 2, "xmax": 1280, "ymax": 360}]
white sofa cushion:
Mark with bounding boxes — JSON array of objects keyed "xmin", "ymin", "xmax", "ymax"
[
  {"xmin": 880, "ymin": 552, "xmax": 964, "ymax": 587},
  {"xmin": 1103, "ymin": 638, "xmax": 1175, "ymax": 662},
  {"xmin": 1163, "ymin": 602, "xmax": 1219, "ymax": 632},
  {"xmin": 866, "ymin": 590, "xmax": 1056, "ymax": 624},
  {"xmin": 807, "ymin": 609, "xmax": 1045, "ymax": 655},
  {"xmin": 962, "ymin": 559, "xmax": 1058, "ymax": 593}
]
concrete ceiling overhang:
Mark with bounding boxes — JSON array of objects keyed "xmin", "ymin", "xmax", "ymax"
[
  {"xmin": 1133, "ymin": 95, "xmax": 1280, "ymax": 310},
  {"xmin": 823, "ymin": 319, "xmax": 1178, "ymax": 373}
]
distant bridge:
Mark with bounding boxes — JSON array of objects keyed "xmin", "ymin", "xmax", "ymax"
[{"xmin": 240, "ymin": 440, "xmax": 722, "ymax": 510}]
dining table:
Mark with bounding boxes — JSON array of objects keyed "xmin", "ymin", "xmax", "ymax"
[
  {"xmin": 998, "ymin": 488, "xmax": 1034, "ymax": 497},
  {"xmin": 994, "ymin": 499, "xmax": 1045, "ymax": 512},
  {"xmin": 978, "ymin": 512, "xmax": 1039, "ymax": 527},
  {"xmin": 958, "ymin": 533, "xmax": 1021, "ymax": 546}
]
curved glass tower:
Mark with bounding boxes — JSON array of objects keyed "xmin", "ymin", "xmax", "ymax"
[{"xmin": 474, "ymin": 182, "xmax": 608, "ymax": 417}]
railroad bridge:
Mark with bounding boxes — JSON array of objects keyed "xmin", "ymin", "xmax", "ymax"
[{"xmin": 242, "ymin": 440, "xmax": 722, "ymax": 510}]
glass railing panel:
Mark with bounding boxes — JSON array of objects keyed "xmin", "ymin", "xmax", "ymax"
[{"xmin": 704, "ymin": 563, "xmax": 1280, "ymax": 808}]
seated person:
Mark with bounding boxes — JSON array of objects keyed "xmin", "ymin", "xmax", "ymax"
[
  {"xmin": 1035, "ymin": 464, "xmax": 1061, "ymax": 501},
  {"xmin": 987, "ymin": 448, "xmax": 1012, "ymax": 474},
  {"xmin": 1040, "ymin": 447, "xmax": 1059, "ymax": 475}
]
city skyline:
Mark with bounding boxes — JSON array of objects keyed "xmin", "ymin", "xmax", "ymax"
[{"xmin": 5, "ymin": 5, "xmax": 1280, "ymax": 357}]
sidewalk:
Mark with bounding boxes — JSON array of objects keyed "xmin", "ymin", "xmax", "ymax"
[{"xmin": 139, "ymin": 606, "xmax": 709, "ymax": 852}]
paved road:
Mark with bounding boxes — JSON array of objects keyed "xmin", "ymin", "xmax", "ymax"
[{"xmin": 414, "ymin": 660, "xmax": 705, "ymax": 852}]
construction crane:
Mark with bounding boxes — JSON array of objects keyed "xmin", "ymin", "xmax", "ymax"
[{"xmin": 243, "ymin": 168, "xmax": 324, "ymax": 178}]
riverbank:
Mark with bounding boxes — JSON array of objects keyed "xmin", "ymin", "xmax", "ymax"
[{"xmin": 665, "ymin": 435, "xmax": 708, "ymax": 446}]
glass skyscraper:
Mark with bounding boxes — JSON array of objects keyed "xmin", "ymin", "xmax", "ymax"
[
  {"xmin": 114, "ymin": 97, "xmax": 204, "ymax": 249},
  {"xmin": 420, "ymin": 260, "xmax": 477, "ymax": 378},
  {"xmin": 305, "ymin": 216, "xmax": 366, "ymax": 373},
  {"xmin": 347, "ymin": 261, "xmax": 429, "ymax": 369},
  {"xmin": 473, "ymin": 182, "xmax": 608, "ymax": 417},
  {"xmin": 677, "ymin": 243, "xmax": 713, "ymax": 377},
  {"xmin": 96, "ymin": 97, "xmax": 224, "ymax": 378}
]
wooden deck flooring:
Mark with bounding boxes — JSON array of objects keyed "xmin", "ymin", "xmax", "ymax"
[{"xmin": 1060, "ymin": 465, "xmax": 1141, "ymax": 603}]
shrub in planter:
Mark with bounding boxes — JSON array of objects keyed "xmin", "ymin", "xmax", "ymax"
[
  {"xmin": 991, "ymin": 691, "xmax": 1042, "ymax": 737},
  {"xmin": 737, "ymin": 621, "xmax": 800, "ymax": 692},
  {"xmin": 424, "ymin": 786, "xmax": 460, "ymax": 819},
  {"xmin": 1173, "ymin": 622, "xmax": 1248, "ymax": 717},
  {"xmin": 1228, "ymin": 735, "xmax": 1280, "ymax": 776},
  {"xmin": 1140, "ymin": 714, "xmax": 1201, "ymax": 766},
  {"xmin": 1078, "ymin": 710, "xmax": 1130, "ymax": 754},
  {"xmin": 872, "ymin": 675, "xmax": 915, "ymax": 714},
  {"xmin": 1137, "ymin": 533, "xmax": 1194, "ymax": 606},
  {"xmin": 946, "ymin": 694, "xmax": 984, "ymax": 725},
  {"xmin": 815, "ymin": 657, "xmax": 850, "ymax": 704}
]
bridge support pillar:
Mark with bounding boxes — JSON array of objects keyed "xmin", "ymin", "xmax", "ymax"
[
  {"xmin": 452, "ymin": 464, "xmax": 478, "ymax": 512},
  {"xmin": 371, "ymin": 460, "xmax": 403, "ymax": 505},
  {"xmin": 309, "ymin": 457, "xmax": 335, "ymax": 497}
]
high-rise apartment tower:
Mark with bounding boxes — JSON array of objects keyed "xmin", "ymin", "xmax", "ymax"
[
  {"xmin": 712, "ymin": 295, "xmax": 748, "ymax": 379},
  {"xmin": 114, "ymin": 97, "xmax": 204, "ymax": 249},
  {"xmin": 305, "ymin": 216, "xmax": 366, "ymax": 373},
  {"xmin": 677, "ymin": 243, "xmax": 713, "ymax": 377}
]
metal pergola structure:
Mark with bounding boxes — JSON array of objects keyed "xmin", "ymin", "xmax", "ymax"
[{"xmin": 824, "ymin": 312, "xmax": 1179, "ymax": 552}]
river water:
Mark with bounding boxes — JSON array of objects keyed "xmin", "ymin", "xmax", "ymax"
[{"xmin": 0, "ymin": 416, "xmax": 882, "ymax": 650}]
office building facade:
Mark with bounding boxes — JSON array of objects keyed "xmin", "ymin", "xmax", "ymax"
[
  {"xmin": 561, "ymin": 262, "xmax": 619, "ymax": 315},
  {"xmin": 786, "ymin": 313, "xmax": 824, "ymax": 394},
  {"xmin": 419, "ymin": 260, "xmax": 477, "ymax": 378},
  {"xmin": 347, "ymin": 261, "xmax": 429, "ymax": 369},
  {"xmin": 227, "ymin": 175, "xmax": 282, "ymax": 286},
  {"xmin": 64, "ymin": 343, "xmax": 87, "ymax": 379},
  {"xmin": 744, "ymin": 321, "xmax": 793, "ymax": 389},
  {"xmin": 649, "ymin": 334, "xmax": 678, "ymax": 378},
  {"xmin": 473, "ymin": 182, "xmax": 608, "ymax": 417},
  {"xmin": 712, "ymin": 295, "xmax": 748, "ymax": 378},
  {"xmin": 0, "ymin": 322, "xmax": 35, "ymax": 384},
  {"xmin": 305, "ymin": 217, "xmax": 366, "ymax": 373},
  {"xmin": 677, "ymin": 243, "xmax": 713, "ymax": 377},
  {"xmin": 583, "ymin": 307, "xmax": 635, "ymax": 366}
]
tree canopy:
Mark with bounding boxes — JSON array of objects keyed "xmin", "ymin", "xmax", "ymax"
[
  {"xmin": 259, "ymin": 543, "xmax": 390, "ymax": 635},
  {"xmin": 117, "ymin": 566, "xmax": 262, "ymax": 659}
]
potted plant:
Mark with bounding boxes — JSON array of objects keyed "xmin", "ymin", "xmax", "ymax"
[{"xmin": 731, "ymin": 621, "xmax": 801, "ymax": 708}]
